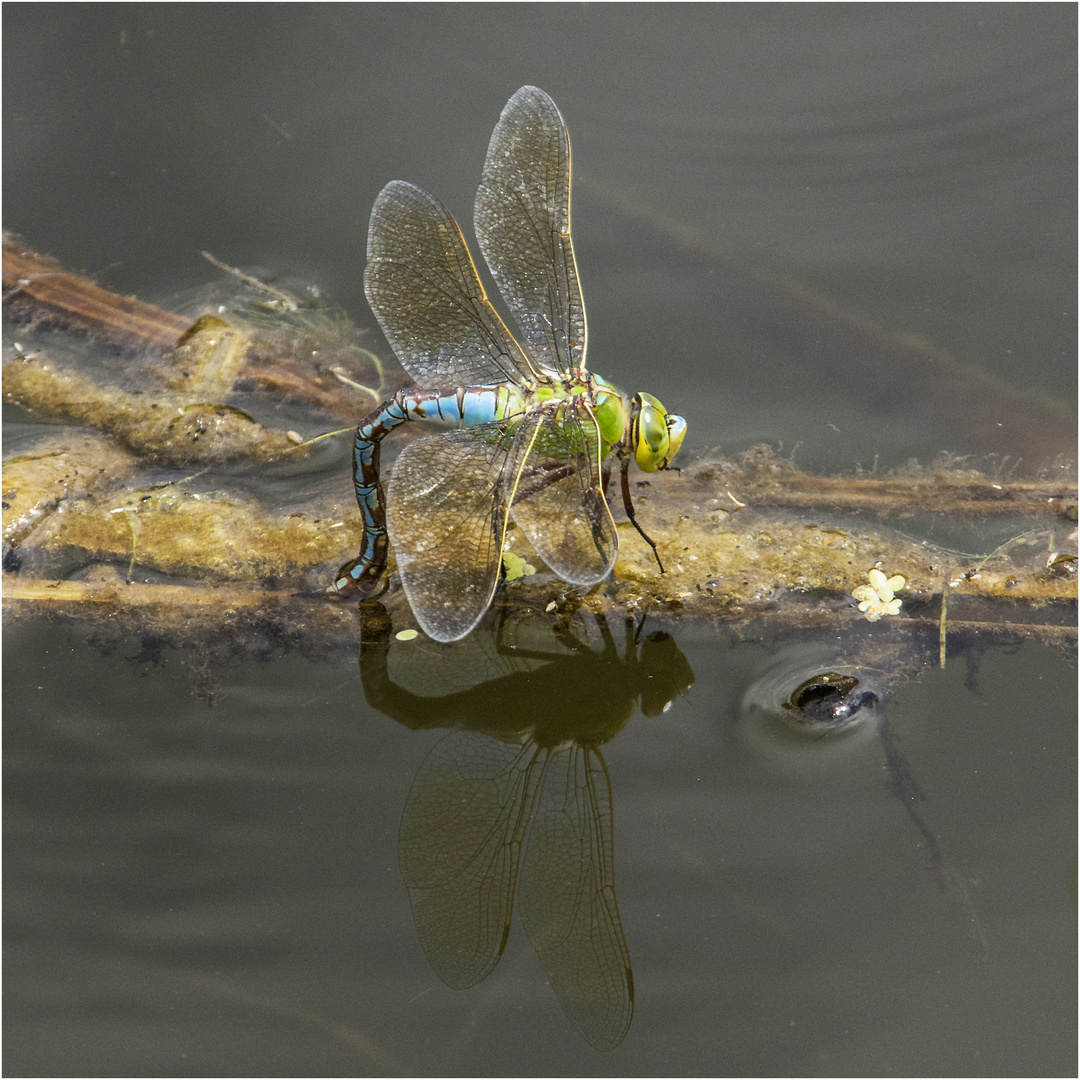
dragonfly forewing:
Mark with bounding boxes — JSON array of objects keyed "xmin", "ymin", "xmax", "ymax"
[
  {"xmin": 387, "ymin": 425, "xmax": 513, "ymax": 643},
  {"xmin": 518, "ymin": 743, "xmax": 633, "ymax": 1052},
  {"xmin": 365, "ymin": 180, "xmax": 538, "ymax": 388},
  {"xmin": 503, "ymin": 404, "xmax": 617, "ymax": 586},
  {"xmin": 474, "ymin": 85, "xmax": 587, "ymax": 377},
  {"xmin": 398, "ymin": 731, "xmax": 545, "ymax": 989}
]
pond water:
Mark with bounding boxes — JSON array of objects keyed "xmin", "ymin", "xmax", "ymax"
[{"xmin": 4, "ymin": 5, "xmax": 1076, "ymax": 1076}]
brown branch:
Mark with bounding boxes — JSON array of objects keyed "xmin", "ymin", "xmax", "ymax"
[{"xmin": 3, "ymin": 234, "xmax": 190, "ymax": 349}]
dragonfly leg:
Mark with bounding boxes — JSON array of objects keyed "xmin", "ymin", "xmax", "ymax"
[{"xmin": 619, "ymin": 456, "xmax": 665, "ymax": 575}]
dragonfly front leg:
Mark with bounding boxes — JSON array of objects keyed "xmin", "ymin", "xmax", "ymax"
[{"xmin": 618, "ymin": 452, "xmax": 665, "ymax": 575}]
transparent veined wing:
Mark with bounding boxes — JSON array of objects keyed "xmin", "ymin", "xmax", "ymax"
[
  {"xmin": 502, "ymin": 403, "xmax": 617, "ymax": 586},
  {"xmin": 474, "ymin": 86, "xmax": 587, "ymax": 378},
  {"xmin": 518, "ymin": 743, "xmax": 633, "ymax": 1052},
  {"xmin": 386, "ymin": 423, "xmax": 514, "ymax": 643},
  {"xmin": 365, "ymin": 180, "xmax": 541, "ymax": 388},
  {"xmin": 398, "ymin": 731, "xmax": 545, "ymax": 988}
]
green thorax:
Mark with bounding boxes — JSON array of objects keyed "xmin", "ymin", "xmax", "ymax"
[{"xmin": 502, "ymin": 372, "xmax": 684, "ymax": 470}]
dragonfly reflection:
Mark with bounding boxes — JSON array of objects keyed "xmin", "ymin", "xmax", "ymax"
[{"xmin": 359, "ymin": 605, "xmax": 693, "ymax": 1050}]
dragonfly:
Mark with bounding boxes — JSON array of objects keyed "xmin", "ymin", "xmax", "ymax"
[{"xmin": 333, "ymin": 86, "xmax": 686, "ymax": 642}]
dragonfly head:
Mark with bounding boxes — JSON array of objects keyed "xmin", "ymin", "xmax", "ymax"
[{"xmin": 632, "ymin": 393, "xmax": 686, "ymax": 472}]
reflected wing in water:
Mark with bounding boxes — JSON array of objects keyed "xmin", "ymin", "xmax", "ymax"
[
  {"xmin": 518, "ymin": 744, "xmax": 633, "ymax": 1052},
  {"xmin": 398, "ymin": 730, "xmax": 544, "ymax": 988}
]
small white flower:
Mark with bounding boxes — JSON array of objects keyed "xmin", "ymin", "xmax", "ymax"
[{"xmin": 852, "ymin": 568, "xmax": 906, "ymax": 622}]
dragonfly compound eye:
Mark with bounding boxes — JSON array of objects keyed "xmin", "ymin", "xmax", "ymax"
[
  {"xmin": 665, "ymin": 413, "xmax": 687, "ymax": 464},
  {"xmin": 634, "ymin": 392, "xmax": 684, "ymax": 471}
]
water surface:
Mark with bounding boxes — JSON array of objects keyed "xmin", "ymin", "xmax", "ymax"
[{"xmin": 4, "ymin": 5, "xmax": 1076, "ymax": 1075}]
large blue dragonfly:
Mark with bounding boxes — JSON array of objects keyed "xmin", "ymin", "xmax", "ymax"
[{"xmin": 333, "ymin": 86, "xmax": 686, "ymax": 641}]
